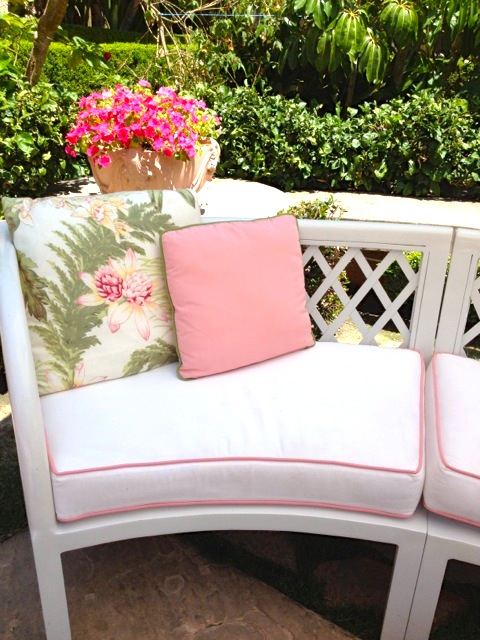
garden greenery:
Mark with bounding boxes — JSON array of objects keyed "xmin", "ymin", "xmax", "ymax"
[
  {"xmin": 40, "ymin": 41, "xmax": 168, "ymax": 97},
  {"xmin": 205, "ymin": 86, "xmax": 480, "ymax": 198},
  {"xmin": 0, "ymin": 0, "xmax": 479, "ymax": 207},
  {"xmin": 278, "ymin": 0, "xmax": 480, "ymax": 110},
  {"xmin": 0, "ymin": 74, "xmax": 85, "ymax": 200}
]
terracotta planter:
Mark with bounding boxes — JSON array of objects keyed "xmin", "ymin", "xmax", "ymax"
[
  {"xmin": 89, "ymin": 138, "xmax": 220, "ymax": 194},
  {"xmin": 345, "ymin": 249, "xmax": 386, "ymax": 289}
]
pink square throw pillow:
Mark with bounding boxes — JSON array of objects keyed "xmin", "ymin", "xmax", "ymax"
[{"xmin": 161, "ymin": 215, "xmax": 314, "ymax": 379}]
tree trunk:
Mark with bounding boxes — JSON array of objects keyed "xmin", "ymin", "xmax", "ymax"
[
  {"xmin": 91, "ymin": 0, "xmax": 105, "ymax": 28},
  {"xmin": 119, "ymin": 0, "xmax": 142, "ymax": 31},
  {"xmin": 342, "ymin": 61, "xmax": 358, "ymax": 117},
  {"xmin": 393, "ymin": 48, "xmax": 408, "ymax": 89},
  {"xmin": 26, "ymin": 0, "xmax": 68, "ymax": 86}
]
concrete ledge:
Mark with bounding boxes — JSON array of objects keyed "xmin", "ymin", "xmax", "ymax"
[
  {"xmin": 289, "ymin": 190, "xmax": 480, "ymax": 230},
  {"xmin": 50, "ymin": 176, "xmax": 479, "ymax": 229}
]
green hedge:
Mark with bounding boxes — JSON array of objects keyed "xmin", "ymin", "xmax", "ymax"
[
  {"xmin": 6, "ymin": 40, "xmax": 170, "ymax": 99},
  {"xmin": 1, "ymin": 67, "xmax": 479, "ymax": 202},
  {"xmin": 40, "ymin": 42, "xmax": 169, "ymax": 98},
  {"xmin": 58, "ymin": 24, "xmax": 153, "ymax": 44},
  {"xmin": 0, "ymin": 80, "xmax": 86, "ymax": 200},
  {"xmin": 206, "ymin": 86, "xmax": 480, "ymax": 198}
]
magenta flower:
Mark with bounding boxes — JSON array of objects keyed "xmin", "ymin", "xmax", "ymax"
[
  {"xmin": 98, "ymin": 155, "xmax": 111, "ymax": 167},
  {"xmin": 65, "ymin": 82, "xmax": 221, "ymax": 166}
]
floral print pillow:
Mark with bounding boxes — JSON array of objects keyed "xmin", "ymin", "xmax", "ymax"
[{"xmin": 2, "ymin": 189, "xmax": 200, "ymax": 395}]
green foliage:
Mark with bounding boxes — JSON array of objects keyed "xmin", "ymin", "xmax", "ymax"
[
  {"xmin": 199, "ymin": 85, "xmax": 328, "ymax": 191},
  {"xmin": 383, "ymin": 252, "xmax": 422, "ymax": 300},
  {"xmin": 123, "ymin": 339, "xmax": 177, "ymax": 376},
  {"xmin": 192, "ymin": 0, "xmax": 285, "ymax": 89},
  {"xmin": 0, "ymin": 73, "xmax": 87, "ymax": 203},
  {"xmin": 0, "ymin": 10, "xmax": 36, "ymax": 55},
  {"xmin": 64, "ymin": 0, "xmax": 145, "ymax": 32},
  {"xmin": 344, "ymin": 92, "xmax": 480, "ymax": 197},
  {"xmin": 277, "ymin": 196, "xmax": 345, "ymax": 220},
  {"xmin": 57, "ymin": 24, "xmax": 152, "ymax": 44},
  {"xmin": 203, "ymin": 85, "xmax": 480, "ymax": 198},
  {"xmin": 280, "ymin": 0, "xmax": 480, "ymax": 109},
  {"xmin": 40, "ymin": 41, "xmax": 169, "ymax": 98}
]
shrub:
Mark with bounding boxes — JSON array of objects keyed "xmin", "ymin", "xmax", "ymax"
[
  {"xmin": 204, "ymin": 86, "xmax": 480, "ymax": 198},
  {"xmin": 40, "ymin": 42, "xmax": 169, "ymax": 99},
  {"xmin": 200, "ymin": 85, "xmax": 331, "ymax": 191},
  {"xmin": 277, "ymin": 196, "xmax": 345, "ymax": 220},
  {"xmin": 0, "ymin": 78, "xmax": 86, "ymax": 203},
  {"xmin": 343, "ymin": 92, "xmax": 480, "ymax": 197},
  {"xmin": 58, "ymin": 24, "xmax": 153, "ymax": 44}
]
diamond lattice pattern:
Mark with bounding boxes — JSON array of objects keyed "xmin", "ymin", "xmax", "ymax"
[
  {"xmin": 303, "ymin": 245, "xmax": 421, "ymax": 347},
  {"xmin": 462, "ymin": 261, "xmax": 480, "ymax": 359}
]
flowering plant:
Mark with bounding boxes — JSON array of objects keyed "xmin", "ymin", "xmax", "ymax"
[{"xmin": 65, "ymin": 81, "xmax": 221, "ymax": 168}]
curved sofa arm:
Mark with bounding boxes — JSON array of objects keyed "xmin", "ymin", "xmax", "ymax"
[{"xmin": 0, "ymin": 221, "xmax": 57, "ymax": 530}]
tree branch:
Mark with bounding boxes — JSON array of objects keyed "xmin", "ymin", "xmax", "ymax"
[{"xmin": 26, "ymin": 0, "xmax": 68, "ymax": 86}]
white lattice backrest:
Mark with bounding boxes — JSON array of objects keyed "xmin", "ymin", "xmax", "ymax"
[
  {"xmin": 435, "ymin": 228, "xmax": 480, "ymax": 357},
  {"xmin": 297, "ymin": 219, "xmax": 452, "ymax": 363}
]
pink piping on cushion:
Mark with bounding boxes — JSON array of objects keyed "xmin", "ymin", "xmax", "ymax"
[
  {"xmin": 432, "ymin": 353, "xmax": 480, "ymax": 481},
  {"xmin": 56, "ymin": 497, "xmax": 418, "ymax": 523},
  {"xmin": 44, "ymin": 351, "xmax": 425, "ymax": 477},
  {"xmin": 423, "ymin": 497, "xmax": 480, "ymax": 529},
  {"xmin": 47, "ymin": 453, "xmax": 423, "ymax": 478}
]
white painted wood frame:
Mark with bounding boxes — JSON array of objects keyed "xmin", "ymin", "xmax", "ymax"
[{"xmin": 0, "ymin": 218, "xmax": 453, "ymax": 640}]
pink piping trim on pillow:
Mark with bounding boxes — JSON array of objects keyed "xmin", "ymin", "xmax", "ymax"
[
  {"xmin": 423, "ymin": 498, "xmax": 480, "ymax": 529},
  {"xmin": 432, "ymin": 353, "xmax": 480, "ymax": 481},
  {"xmin": 56, "ymin": 498, "xmax": 417, "ymax": 523}
]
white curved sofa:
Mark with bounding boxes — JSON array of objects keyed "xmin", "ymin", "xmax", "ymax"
[{"xmin": 1, "ymin": 189, "xmax": 478, "ymax": 640}]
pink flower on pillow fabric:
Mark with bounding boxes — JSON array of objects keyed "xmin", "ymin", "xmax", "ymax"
[
  {"xmin": 77, "ymin": 248, "xmax": 165, "ymax": 341},
  {"xmin": 2, "ymin": 189, "xmax": 201, "ymax": 394}
]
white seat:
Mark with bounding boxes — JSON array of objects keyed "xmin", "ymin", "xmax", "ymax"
[
  {"xmin": 43, "ymin": 341, "xmax": 425, "ymax": 522},
  {"xmin": 424, "ymin": 352, "xmax": 480, "ymax": 527}
]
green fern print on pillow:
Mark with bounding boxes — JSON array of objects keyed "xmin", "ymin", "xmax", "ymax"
[{"xmin": 2, "ymin": 189, "xmax": 200, "ymax": 395}]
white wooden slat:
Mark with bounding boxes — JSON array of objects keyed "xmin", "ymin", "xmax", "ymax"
[
  {"xmin": 297, "ymin": 219, "xmax": 452, "ymax": 362},
  {"xmin": 436, "ymin": 228, "xmax": 480, "ymax": 355}
]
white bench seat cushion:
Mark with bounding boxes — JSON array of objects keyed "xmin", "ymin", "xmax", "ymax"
[
  {"xmin": 424, "ymin": 353, "xmax": 480, "ymax": 527},
  {"xmin": 41, "ymin": 342, "xmax": 425, "ymax": 522}
]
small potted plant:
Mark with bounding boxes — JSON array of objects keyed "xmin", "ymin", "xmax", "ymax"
[{"xmin": 65, "ymin": 81, "xmax": 221, "ymax": 193}]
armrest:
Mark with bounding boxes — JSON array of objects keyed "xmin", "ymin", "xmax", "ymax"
[{"xmin": 0, "ymin": 221, "xmax": 57, "ymax": 529}]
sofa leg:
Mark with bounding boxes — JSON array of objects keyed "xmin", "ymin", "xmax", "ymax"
[
  {"xmin": 380, "ymin": 540, "xmax": 426, "ymax": 640},
  {"xmin": 31, "ymin": 537, "xmax": 72, "ymax": 640},
  {"xmin": 404, "ymin": 542, "xmax": 449, "ymax": 640}
]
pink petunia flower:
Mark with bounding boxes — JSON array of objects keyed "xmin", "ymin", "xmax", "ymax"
[{"xmin": 64, "ymin": 81, "xmax": 220, "ymax": 165}]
